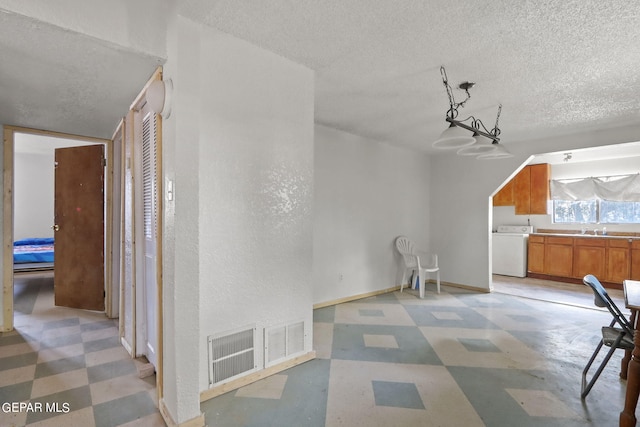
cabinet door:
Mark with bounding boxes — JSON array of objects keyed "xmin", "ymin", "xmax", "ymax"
[
  {"xmin": 631, "ymin": 240, "xmax": 640, "ymax": 280},
  {"xmin": 528, "ymin": 241, "xmax": 545, "ymax": 273},
  {"xmin": 493, "ymin": 179, "xmax": 514, "ymax": 206},
  {"xmin": 545, "ymin": 243, "xmax": 573, "ymax": 277},
  {"xmin": 514, "ymin": 167, "xmax": 531, "ymax": 215},
  {"xmin": 573, "ymin": 244, "xmax": 606, "ymax": 280},
  {"xmin": 606, "ymin": 245, "xmax": 630, "ymax": 284},
  {"xmin": 529, "ymin": 164, "xmax": 550, "ymax": 214}
]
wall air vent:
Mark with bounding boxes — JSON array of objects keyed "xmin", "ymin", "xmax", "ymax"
[
  {"xmin": 208, "ymin": 326, "xmax": 257, "ymax": 387},
  {"xmin": 264, "ymin": 320, "xmax": 306, "ymax": 367}
]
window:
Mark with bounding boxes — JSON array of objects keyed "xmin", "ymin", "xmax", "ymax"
[
  {"xmin": 553, "ymin": 200, "xmax": 640, "ymax": 224},
  {"xmin": 600, "ymin": 201, "xmax": 640, "ymax": 224},
  {"xmin": 551, "ymin": 174, "xmax": 640, "ymax": 224},
  {"xmin": 553, "ymin": 200, "xmax": 597, "ymax": 224}
]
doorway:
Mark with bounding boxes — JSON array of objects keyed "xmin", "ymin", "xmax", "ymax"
[
  {"xmin": 2, "ymin": 127, "xmax": 117, "ymax": 331},
  {"xmin": 488, "ymin": 142, "xmax": 640, "ymax": 294}
]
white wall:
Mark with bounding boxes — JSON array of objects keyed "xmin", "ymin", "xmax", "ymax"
[
  {"xmin": 196, "ymin": 23, "xmax": 314, "ymax": 389},
  {"xmin": 313, "ymin": 125, "xmax": 431, "ymax": 304},
  {"xmin": 14, "ymin": 152, "xmax": 54, "ymax": 240},
  {"xmin": 0, "ymin": 124, "xmax": 4, "ymax": 331},
  {"xmin": 430, "ymin": 123, "xmax": 640, "ymax": 291},
  {"xmin": 494, "ymin": 155, "xmax": 640, "ymax": 234},
  {"xmin": 161, "ymin": 14, "xmax": 315, "ymax": 423},
  {"xmin": 160, "ymin": 10, "xmax": 202, "ymax": 425}
]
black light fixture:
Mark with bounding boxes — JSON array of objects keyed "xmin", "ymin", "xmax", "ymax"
[{"xmin": 432, "ymin": 66, "xmax": 512, "ymax": 159}]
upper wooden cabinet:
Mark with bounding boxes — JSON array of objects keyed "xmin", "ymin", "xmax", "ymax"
[
  {"xmin": 515, "ymin": 164, "xmax": 550, "ymax": 215},
  {"xmin": 514, "ymin": 166, "xmax": 531, "ymax": 214},
  {"xmin": 493, "ymin": 164, "xmax": 550, "ymax": 215},
  {"xmin": 493, "ymin": 179, "xmax": 514, "ymax": 206},
  {"xmin": 529, "ymin": 164, "xmax": 551, "ymax": 214}
]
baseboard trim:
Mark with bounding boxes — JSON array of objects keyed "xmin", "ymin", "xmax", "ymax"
[
  {"xmin": 442, "ymin": 280, "xmax": 491, "ymax": 293},
  {"xmin": 200, "ymin": 350, "xmax": 316, "ymax": 403},
  {"xmin": 312, "ymin": 281, "xmax": 490, "ymax": 309},
  {"xmin": 313, "ymin": 286, "xmax": 401, "ymax": 309},
  {"xmin": 159, "ymin": 398, "xmax": 206, "ymax": 427}
]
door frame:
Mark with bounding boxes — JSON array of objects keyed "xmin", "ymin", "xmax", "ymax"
[
  {"xmin": 1, "ymin": 126, "xmax": 114, "ymax": 331},
  {"xmin": 127, "ymin": 66, "xmax": 164, "ymax": 401}
]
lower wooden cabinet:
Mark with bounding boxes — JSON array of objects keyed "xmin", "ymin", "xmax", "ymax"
[
  {"xmin": 632, "ymin": 240, "xmax": 640, "ymax": 281},
  {"xmin": 527, "ymin": 235, "xmax": 545, "ymax": 274},
  {"xmin": 573, "ymin": 239, "xmax": 606, "ymax": 279},
  {"xmin": 544, "ymin": 236, "xmax": 573, "ymax": 277},
  {"xmin": 528, "ymin": 235, "xmax": 639, "ymax": 284},
  {"xmin": 606, "ymin": 239, "xmax": 632, "ymax": 283}
]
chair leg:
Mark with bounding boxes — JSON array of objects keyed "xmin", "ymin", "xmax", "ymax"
[
  {"xmin": 418, "ymin": 274, "xmax": 424, "ymax": 299},
  {"xmin": 582, "ymin": 336, "xmax": 624, "ymax": 399},
  {"xmin": 400, "ymin": 270, "xmax": 407, "ymax": 293},
  {"xmin": 436, "ymin": 270, "xmax": 441, "ymax": 294},
  {"xmin": 582, "ymin": 340, "xmax": 605, "ymax": 398}
]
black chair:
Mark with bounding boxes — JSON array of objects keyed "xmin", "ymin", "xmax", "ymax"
[{"xmin": 581, "ymin": 274, "xmax": 635, "ymax": 399}]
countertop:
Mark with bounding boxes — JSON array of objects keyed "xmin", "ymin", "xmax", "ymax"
[{"xmin": 531, "ymin": 229, "xmax": 640, "ymax": 240}]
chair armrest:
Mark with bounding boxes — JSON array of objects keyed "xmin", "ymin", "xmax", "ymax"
[{"xmin": 415, "ymin": 250, "xmax": 438, "ymax": 268}]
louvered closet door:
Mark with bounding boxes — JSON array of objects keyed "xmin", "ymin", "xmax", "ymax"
[{"xmin": 141, "ymin": 106, "xmax": 159, "ymax": 368}]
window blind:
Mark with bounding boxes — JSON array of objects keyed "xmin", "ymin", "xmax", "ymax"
[{"xmin": 550, "ymin": 174, "xmax": 640, "ymax": 202}]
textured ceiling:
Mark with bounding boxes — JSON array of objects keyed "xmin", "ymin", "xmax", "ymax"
[
  {"xmin": 1, "ymin": 1, "xmax": 639, "ymax": 152},
  {"xmin": 180, "ymin": 0, "xmax": 640, "ymax": 153},
  {"xmin": 0, "ymin": 7, "xmax": 164, "ymax": 139}
]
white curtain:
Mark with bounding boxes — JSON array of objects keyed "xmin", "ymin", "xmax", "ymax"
[{"xmin": 550, "ymin": 174, "xmax": 640, "ymax": 202}]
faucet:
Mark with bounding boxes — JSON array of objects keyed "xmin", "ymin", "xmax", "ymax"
[
  {"xmin": 581, "ymin": 227, "xmax": 587, "ymax": 235},
  {"xmin": 593, "ymin": 229, "xmax": 599, "ymax": 235}
]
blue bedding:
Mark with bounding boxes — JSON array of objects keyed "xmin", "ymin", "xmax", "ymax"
[{"xmin": 14, "ymin": 238, "xmax": 54, "ymax": 263}]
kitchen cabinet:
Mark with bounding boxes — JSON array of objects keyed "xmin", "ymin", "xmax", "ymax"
[
  {"xmin": 606, "ymin": 238, "xmax": 631, "ymax": 284},
  {"xmin": 527, "ymin": 235, "xmax": 545, "ymax": 273},
  {"xmin": 544, "ymin": 236, "xmax": 573, "ymax": 277},
  {"xmin": 529, "ymin": 164, "xmax": 551, "ymax": 214},
  {"xmin": 528, "ymin": 234, "xmax": 640, "ymax": 285},
  {"xmin": 573, "ymin": 238, "xmax": 606, "ymax": 280},
  {"xmin": 632, "ymin": 240, "xmax": 640, "ymax": 281},
  {"xmin": 494, "ymin": 164, "xmax": 550, "ymax": 214},
  {"xmin": 514, "ymin": 167, "xmax": 531, "ymax": 214},
  {"xmin": 493, "ymin": 179, "xmax": 514, "ymax": 206}
]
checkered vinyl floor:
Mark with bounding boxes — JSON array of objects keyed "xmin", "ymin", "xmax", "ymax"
[
  {"xmin": 2, "ymin": 273, "xmax": 630, "ymax": 426},
  {"xmin": 0, "ymin": 273, "xmax": 163, "ymax": 427},
  {"xmin": 202, "ymin": 279, "xmax": 629, "ymax": 427}
]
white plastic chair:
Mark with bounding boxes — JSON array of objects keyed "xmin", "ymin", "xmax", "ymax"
[{"xmin": 395, "ymin": 236, "xmax": 440, "ymax": 297}]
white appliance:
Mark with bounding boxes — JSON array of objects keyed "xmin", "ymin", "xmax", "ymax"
[{"xmin": 492, "ymin": 225, "xmax": 534, "ymax": 277}]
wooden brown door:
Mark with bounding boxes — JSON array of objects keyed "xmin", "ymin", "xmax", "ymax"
[{"xmin": 54, "ymin": 144, "xmax": 105, "ymax": 311}]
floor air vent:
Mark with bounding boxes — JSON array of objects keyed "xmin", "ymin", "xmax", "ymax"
[
  {"xmin": 208, "ymin": 326, "xmax": 257, "ymax": 387},
  {"xmin": 264, "ymin": 321, "xmax": 305, "ymax": 367}
]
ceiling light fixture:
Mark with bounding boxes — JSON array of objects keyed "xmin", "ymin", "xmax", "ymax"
[{"xmin": 432, "ymin": 66, "xmax": 512, "ymax": 159}]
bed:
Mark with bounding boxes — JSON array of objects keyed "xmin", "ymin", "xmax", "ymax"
[{"xmin": 14, "ymin": 237, "xmax": 54, "ymax": 273}]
